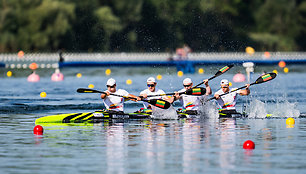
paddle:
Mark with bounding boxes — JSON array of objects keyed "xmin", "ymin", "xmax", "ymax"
[
  {"xmin": 146, "ymin": 87, "xmax": 206, "ymax": 97},
  {"xmin": 77, "ymin": 88, "xmax": 171, "ymax": 109},
  {"xmin": 207, "ymin": 72, "xmax": 277, "ymax": 101},
  {"xmin": 193, "ymin": 64, "xmax": 234, "ymax": 88}
]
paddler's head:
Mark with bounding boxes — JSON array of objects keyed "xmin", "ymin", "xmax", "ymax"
[
  {"xmin": 106, "ymin": 78, "xmax": 116, "ymax": 92},
  {"xmin": 147, "ymin": 77, "xmax": 156, "ymax": 92},
  {"xmin": 220, "ymin": 79, "xmax": 229, "ymax": 92},
  {"xmin": 183, "ymin": 78, "xmax": 193, "ymax": 90}
]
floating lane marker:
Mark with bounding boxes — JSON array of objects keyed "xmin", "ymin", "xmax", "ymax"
[
  {"xmin": 243, "ymin": 140, "xmax": 255, "ymax": 149},
  {"xmin": 76, "ymin": 73, "xmax": 82, "ymax": 78},
  {"xmin": 40, "ymin": 92, "xmax": 47, "ymax": 98},
  {"xmin": 198, "ymin": 68, "xmax": 204, "ymax": 74},
  {"xmin": 177, "ymin": 71, "xmax": 183, "ymax": 77}
]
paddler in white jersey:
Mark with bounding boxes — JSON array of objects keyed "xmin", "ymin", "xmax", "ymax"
[
  {"xmin": 214, "ymin": 79, "xmax": 250, "ymax": 115},
  {"xmin": 173, "ymin": 78, "xmax": 212, "ymax": 114},
  {"xmin": 101, "ymin": 78, "xmax": 140, "ymax": 113},
  {"xmin": 139, "ymin": 77, "xmax": 173, "ymax": 111}
]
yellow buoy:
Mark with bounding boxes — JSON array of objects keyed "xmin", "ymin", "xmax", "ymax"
[
  {"xmin": 76, "ymin": 73, "xmax": 82, "ymax": 78},
  {"xmin": 177, "ymin": 71, "xmax": 183, "ymax": 77},
  {"xmin": 229, "ymin": 82, "xmax": 232, "ymax": 87},
  {"xmin": 88, "ymin": 84, "xmax": 94, "ymax": 88},
  {"xmin": 286, "ymin": 117, "xmax": 295, "ymax": 125},
  {"xmin": 105, "ymin": 69, "xmax": 111, "ymax": 76},
  {"xmin": 198, "ymin": 68, "xmax": 204, "ymax": 74},
  {"xmin": 156, "ymin": 74, "xmax": 162, "ymax": 80},
  {"xmin": 40, "ymin": 92, "xmax": 47, "ymax": 98},
  {"xmin": 245, "ymin": 46, "xmax": 255, "ymax": 55},
  {"xmin": 273, "ymin": 70, "xmax": 278, "ymax": 74},
  {"xmin": 126, "ymin": 79, "xmax": 132, "ymax": 85},
  {"xmin": 284, "ymin": 67, "xmax": 289, "ymax": 73},
  {"xmin": 7, "ymin": 71, "xmax": 12, "ymax": 77}
]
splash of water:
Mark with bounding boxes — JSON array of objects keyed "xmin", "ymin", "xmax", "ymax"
[
  {"xmin": 151, "ymin": 105, "xmax": 178, "ymax": 119},
  {"xmin": 197, "ymin": 101, "xmax": 219, "ymax": 119},
  {"xmin": 247, "ymin": 99, "xmax": 300, "ymax": 118}
]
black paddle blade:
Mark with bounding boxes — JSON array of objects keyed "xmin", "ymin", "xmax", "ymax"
[
  {"xmin": 147, "ymin": 99, "xmax": 171, "ymax": 109},
  {"xmin": 255, "ymin": 73, "xmax": 277, "ymax": 84},
  {"xmin": 77, "ymin": 88, "xmax": 101, "ymax": 93},
  {"xmin": 215, "ymin": 64, "xmax": 234, "ymax": 76},
  {"xmin": 185, "ymin": 87, "xmax": 206, "ymax": 96}
]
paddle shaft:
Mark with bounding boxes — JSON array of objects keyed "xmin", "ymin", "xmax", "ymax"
[
  {"xmin": 193, "ymin": 74, "xmax": 220, "ymax": 88},
  {"xmin": 145, "ymin": 87, "xmax": 206, "ymax": 97},
  {"xmin": 76, "ymin": 88, "xmax": 171, "ymax": 109},
  {"xmin": 208, "ymin": 84, "xmax": 252, "ymax": 101},
  {"xmin": 207, "ymin": 72, "xmax": 277, "ymax": 101},
  {"xmin": 193, "ymin": 65, "xmax": 234, "ymax": 88}
]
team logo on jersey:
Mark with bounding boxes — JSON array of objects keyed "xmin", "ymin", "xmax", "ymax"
[
  {"xmin": 109, "ymin": 104, "xmax": 121, "ymax": 109},
  {"xmin": 185, "ymin": 102, "xmax": 195, "ymax": 108}
]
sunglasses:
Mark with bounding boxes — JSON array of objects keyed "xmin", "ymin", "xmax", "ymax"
[
  {"xmin": 221, "ymin": 86, "xmax": 229, "ymax": 88},
  {"xmin": 147, "ymin": 84, "xmax": 155, "ymax": 87},
  {"xmin": 183, "ymin": 84, "xmax": 192, "ymax": 87},
  {"xmin": 107, "ymin": 85, "xmax": 116, "ymax": 88}
]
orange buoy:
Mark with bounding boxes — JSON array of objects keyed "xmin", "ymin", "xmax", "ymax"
[
  {"xmin": 29, "ymin": 63, "xmax": 38, "ymax": 70},
  {"xmin": 278, "ymin": 61, "xmax": 286, "ymax": 68},
  {"xmin": 264, "ymin": 51, "xmax": 271, "ymax": 59},
  {"xmin": 18, "ymin": 51, "xmax": 24, "ymax": 58}
]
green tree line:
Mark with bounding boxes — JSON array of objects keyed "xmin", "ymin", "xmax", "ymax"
[{"xmin": 0, "ymin": 0, "xmax": 306, "ymax": 52}]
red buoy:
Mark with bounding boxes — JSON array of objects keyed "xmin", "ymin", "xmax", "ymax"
[
  {"xmin": 243, "ymin": 140, "xmax": 255, "ymax": 149},
  {"xmin": 33, "ymin": 125, "xmax": 44, "ymax": 135}
]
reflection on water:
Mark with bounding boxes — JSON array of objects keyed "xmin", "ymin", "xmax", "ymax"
[
  {"xmin": 219, "ymin": 118, "xmax": 237, "ymax": 173},
  {"xmin": 0, "ymin": 115, "xmax": 306, "ymax": 173},
  {"xmin": 2, "ymin": 66, "xmax": 306, "ymax": 173}
]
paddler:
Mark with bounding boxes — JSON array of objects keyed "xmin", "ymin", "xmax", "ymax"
[
  {"xmin": 101, "ymin": 78, "xmax": 141, "ymax": 113},
  {"xmin": 173, "ymin": 78, "xmax": 212, "ymax": 114},
  {"xmin": 139, "ymin": 77, "xmax": 173, "ymax": 111},
  {"xmin": 214, "ymin": 79, "xmax": 250, "ymax": 116}
]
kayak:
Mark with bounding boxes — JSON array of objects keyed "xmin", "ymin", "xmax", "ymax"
[
  {"xmin": 35, "ymin": 111, "xmax": 151, "ymax": 124},
  {"xmin": 35, "ymin": 109, "xmax": 248, "ymax": 124}
]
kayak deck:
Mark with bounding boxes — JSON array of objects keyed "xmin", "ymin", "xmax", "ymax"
[
  {"xmin": 35, "ymin": 110, "xmax": 247, "ymax": 124},
  {"xmin": 35, "ymin": 111, "xmax": 152, "ymax": 124}
]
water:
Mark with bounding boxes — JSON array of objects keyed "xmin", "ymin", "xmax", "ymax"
[{"xmin": 1, "ymin": 65, "xmax": 306, "ymax": 173}]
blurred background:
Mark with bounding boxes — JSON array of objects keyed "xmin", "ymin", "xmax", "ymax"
[{"xmin": 0, "ymin": 0, "xmax": 305, "ymax": 53}]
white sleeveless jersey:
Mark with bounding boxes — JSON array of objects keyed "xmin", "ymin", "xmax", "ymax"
[
  {"xmin": 214, "ymin": 88, "xmax": 240, "ymax": 110},
  {"xmin": 178, "ymin": 88, "xmax": 206, "ymax": 110},
  {"xmin": 103, "ymin": 89, "xmax": 129, "ymax": 111},
  {"xmin": 140, "ymin": 88, "xmax": 165, "ymax": 108}
]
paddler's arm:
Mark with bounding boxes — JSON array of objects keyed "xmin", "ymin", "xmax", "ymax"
[
  {"xmin": 101, "ymin": 91, "xmax": 110, "ymax": 99},
  {"xmin": 173, "ymin": 92, "xmax": 180, "ymax": 100},
  {"xmin": 203, "ymin": 79, "xmax": 212, "ymax": 95},
  {"xmin": 162, "ymin": 95, "xmax": 176, "ymax": 104},
  {"xmin": 139, "ymin": 93, "xmax": 147, "ymax": 99},
  {"xmin": 128, "ymin": 94, "xmax": 141, "ymax": 101},
  {"xmin": 239, "ymin": 84, "xmax": 250, "ymax": 96}
]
